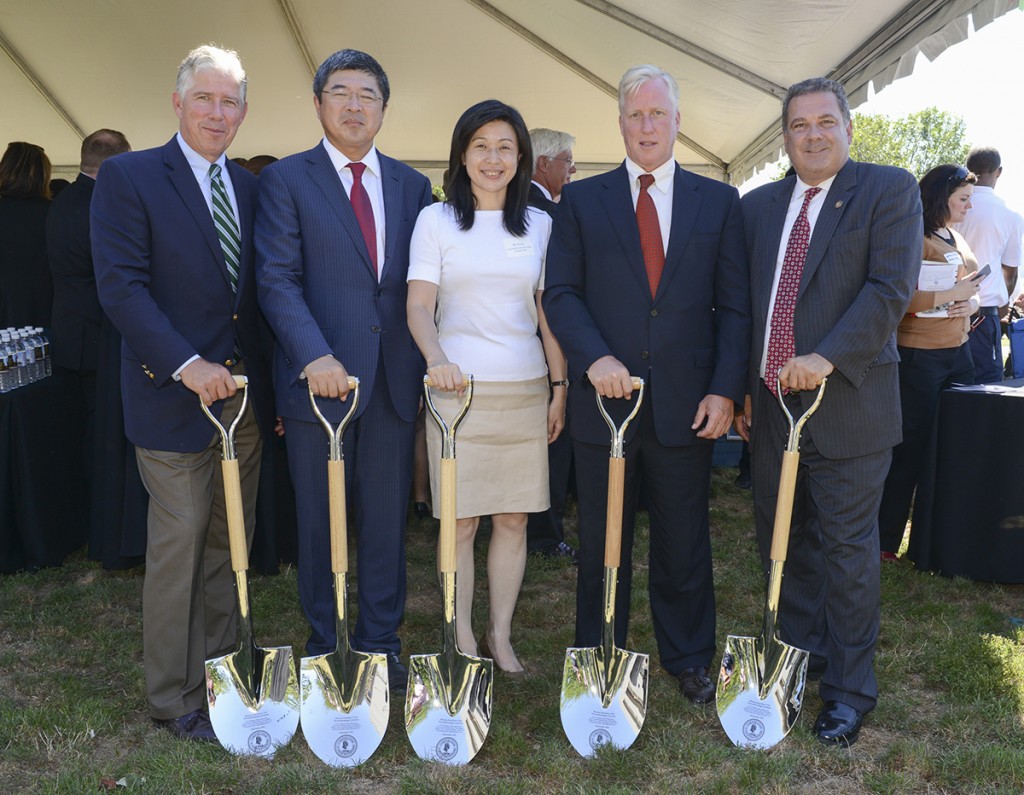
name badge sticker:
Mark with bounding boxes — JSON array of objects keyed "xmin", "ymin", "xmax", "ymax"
[
  {"xmin": 944, "ymin": 251, "xmax": 964, "ymax": 266},
  {"xmin": 504, "ymin": 237, "xmax": 535, "ymax": 258}
]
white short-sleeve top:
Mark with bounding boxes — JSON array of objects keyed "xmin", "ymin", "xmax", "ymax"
[{"xmin": 408, "ymin": 203, "xmax": 552, "ymax": 382}]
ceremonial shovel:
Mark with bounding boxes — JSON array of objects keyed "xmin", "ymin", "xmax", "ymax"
[
  {"xmin": 716, "ymin": 378, "xmax": 827, "ymax": 750},
  {"xmin": 201, "ymin": 375, "xmax": 299, "ymax": 757},
  {"xmin": 405, "ymin": 375, "xmax": 493, "ymax": 765},
  {"xmin": 560, "ymin": 377, "xmax": 649, "ymax": 758},
  {"xmin": 300, "ymin": 378, "xmax": 390, "ymax": 767}
]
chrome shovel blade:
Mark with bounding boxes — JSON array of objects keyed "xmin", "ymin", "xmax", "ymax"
[
  {"xmin": 300, "ymin": 650, "xmax": 389, "ymax": 767},
  {"xmin": 205, "ymin": 645, "xmax": 300, "ymax": 758},
  {"xmin": 716, "ymin": 634, "xmax": 808, "ymax": 750},
  {"xmin": 404, "ymin": 651, "xmax": 493, "ymax": 765},
  {"xmin": 559, "ymin": 645, "xmax": 649, "ymax": 757}
]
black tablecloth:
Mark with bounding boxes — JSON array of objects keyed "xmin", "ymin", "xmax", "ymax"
[
  {"xmin": 909, "ymin": 378, "xmax": 1024, "ymax": 583},
  {"xmin": 0, "ymin": 373, "xmax": 88, "ymax": 572}
]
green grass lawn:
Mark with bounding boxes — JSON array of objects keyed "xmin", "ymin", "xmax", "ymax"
[{"xmin": 1, "ymin": 468, "xmax": 1022, "ymax": 794}]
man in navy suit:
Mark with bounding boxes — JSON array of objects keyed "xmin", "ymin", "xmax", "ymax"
[
  {"xmin": 256, "ymin": 50, "xmax": 431, "ymax": 693},
  {"xmin": 543, "ymin": 65, "xmax": 750, "ymax": 704},
  {"xmin": 47, "ymin": 129, "xmax": 131, "ymax": 516},
  {"xmin": 737, "ymin": 78, "xmax": 921, "ymax": 745},
  {"xmin": 92, "ymin": 45, "xmax": 270, "ymax": 741}
]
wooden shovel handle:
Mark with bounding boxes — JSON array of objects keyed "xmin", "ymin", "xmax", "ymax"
[
  {"xmin": 604, "ymin": 456, "xmax": 625, "ymax": 567},
  {"xmin": 222, "ymin": 457, "xmax": 249, "ymax": 573},
  {"xmin": 329, "ymin": 458, "xmax": 347, "ymax": 574},
  {"xmin": 769, "ymin": 450, "xmax": 800, "ymax": 562},
  {"xmin": 438, "ymin": 458, "xmax": 457, "ymax": 574}
]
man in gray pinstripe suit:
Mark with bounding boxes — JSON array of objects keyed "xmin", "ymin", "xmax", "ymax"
[{"xmin": 736, "ymin": 77, "xmax": 921, "ymax": 746}]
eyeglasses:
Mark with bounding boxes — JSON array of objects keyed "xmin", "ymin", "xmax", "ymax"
[
  {"xmin": 321, "ymin": 89, "xmax": 383, "ymax": 106},
  {"xmin": 548, "ymin": 156, "xmax": 575, "ymax": 168}
]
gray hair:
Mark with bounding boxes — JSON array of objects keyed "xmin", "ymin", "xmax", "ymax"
[
  {"xmin": 176, "ymin": 45, "xmax": 247, "ymax": 103},
  {"xmin": 529, "ymin": 128, "xmax": 576, "ymax": 172},
  {"xmin": 781, "ymin": 77, "xmax": 850, "ymax": 132},
  {"xmin": 312, "ymin": 49, "xmax": 390, "ymax": 106},
  {"xmin": 618, "ymin": 65, "xmax": 679, "ymax": 115}
]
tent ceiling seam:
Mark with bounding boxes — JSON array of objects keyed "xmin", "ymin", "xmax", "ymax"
[
  {"xmin": 0, "ymin": 25, "xmax": 85, "ymax": 140},
  {"xmin": 463, "ymin": 0, "xmax": 727, "ymax": 170},
  {"xmin": 572, "ymin": 0, "xmax": 787, "ymax": 100}
]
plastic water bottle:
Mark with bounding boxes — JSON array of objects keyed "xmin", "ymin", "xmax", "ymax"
[
  {"xmin": 21, "ymin": 328, "xmax": 41, "ymax": 382},
  {"xmin": 8, "ymin": 332, "xmax": 27, "ymax": 387},
  {"xmin": 35, "ymin": 327, "xmax": 51, "ymax": 377},
  {"xmin": 0, "ymin": 334, "xmax": 12, "ymax": 393}
]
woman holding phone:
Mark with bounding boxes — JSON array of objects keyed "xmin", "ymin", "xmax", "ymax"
[{"xmin": 877, "ymin": 164, "xmax": 981, "ymax": 560}]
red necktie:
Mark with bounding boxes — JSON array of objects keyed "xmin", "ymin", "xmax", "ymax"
[
  {"xmin": 636, "ymin": 173, "xmax": 665, "ymax": 299},
  {"xmin": 347, "ymin": 162, "xmax": 378, "ymax": 276},
  {"xmin": 765, "ymin": 186, "xmax": 821, "ymax": 395}
]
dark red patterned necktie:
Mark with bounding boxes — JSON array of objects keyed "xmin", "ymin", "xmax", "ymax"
[
  {"xmin": 765, "ymin": 186, "xmax": 821, "ymax": 395},
  {"xmin": 636, "ymin": 173, "xmax": 665, "ymax": 299},
  {"xmin": 347, "ymin": 162, "xmax": 378, "ymax": 276}
]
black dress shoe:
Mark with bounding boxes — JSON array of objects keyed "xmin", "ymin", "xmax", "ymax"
[
  {"xmin": 537, "ymin": 541, "xmax": 578, "ymax": 564},
  {"xmin": 413, "ymin": 501, "xmax": 432, "ymax": 520},
  {"xmin": 153, "ymin": 709, "xmax": 217, "ymax": 742},
  {"xmin": 814, "ymin": 700, "xmax": 864, "ymax": 746},
  {"xmin": 378, "ymin": 651, "xmax": 408, "ymax": 695},
  {"xmin": 676, "ymin": 666, "xmax": 715, "ymax": 705}
]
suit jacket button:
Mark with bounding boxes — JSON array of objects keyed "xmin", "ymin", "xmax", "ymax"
[
  {"xmin": 371, "ymin": 326, "xmax": 381, "ymax": 333},
  {"xmin": 641, "ymin": 351, "xmax": 649, "ymax": 359},
  {"xmin": 650, "ymin": 308, "xmax": 659, "ymax": 317}
]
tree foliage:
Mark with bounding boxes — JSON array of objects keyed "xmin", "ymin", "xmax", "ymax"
[
  {"xmin": 774, "ymin": 106, "xmax": 970, "ymax": 180},
  {"xmin": 849, "ymin": 106, "xmax": 970, "ymax": 179}
]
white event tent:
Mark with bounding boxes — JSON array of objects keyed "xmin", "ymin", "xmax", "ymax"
[{"xmin": 0, "ymin": 0, "xmax": 1017, "ymax": 185}]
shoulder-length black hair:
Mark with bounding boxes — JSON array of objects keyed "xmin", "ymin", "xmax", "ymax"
[
  {"xmin": 445, "ymin": 99, "xmax": 533, "ymax": 236},
  {"xmin": 919, "ymin": 164, "xmax": 976, "ymax": 236}
]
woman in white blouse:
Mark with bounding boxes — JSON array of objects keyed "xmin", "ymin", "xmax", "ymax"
[{"xmin": 407, "ymin": 100, "xmax": 566, "ymax": 675}]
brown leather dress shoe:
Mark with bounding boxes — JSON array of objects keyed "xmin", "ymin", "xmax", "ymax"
[
  {"xmin": 677, "ymin": 667, "xmax": 715, "ymax": 705},
  {"xmin": 814, "ymin": 700, "xmax": 864, "ymax": 746},
  {"xmin": 153, "ymin": 709, "xmax": 217, "ymax": 742}
]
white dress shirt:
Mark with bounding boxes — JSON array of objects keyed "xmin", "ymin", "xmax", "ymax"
[
  {"xmin": 624, "ymin": 157, "xmax": 675, "ymax": 257},
  {"xmin": 759, "ymin": 174, "xmax": 837, "ymax": 379},
  {"xmin": 953, "ymin": 185, "xmax": 1024, "ymax": 307},
  {"xmin": 172, "ymin": 132, "xmax": 241, "ymax": 379},
  {"xmin": 322, "ymin": 139, "xmax": 387, "ymax": 283}
]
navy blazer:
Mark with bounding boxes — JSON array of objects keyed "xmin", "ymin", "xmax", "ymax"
[
  {"xmin": 255, "ymin": 144, "xmax": 432, "ymax": 424},
  {"xmin": 543, "ymin": 162, "xmax": 751, "ymax": 446},
  {"xmin": 92, "ymin": 138, "xmax": 271, "ymax": 452},
  {"xmin": 743, "ymin": 159, "xmax": 922, "ymax": 458}
]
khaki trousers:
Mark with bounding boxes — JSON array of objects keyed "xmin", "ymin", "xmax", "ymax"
[{"xmin": 136, "ymin": 386, "xmax": 261, "ymax": 720}]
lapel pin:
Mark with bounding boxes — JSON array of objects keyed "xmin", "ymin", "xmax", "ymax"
[{"xmin": 835, "ymin": 200, "xmax": 843, "ymax": 208}]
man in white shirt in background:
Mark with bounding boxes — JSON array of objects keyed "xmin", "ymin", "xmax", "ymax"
[{"xmin": 954, "ymin": 146, "xmax": 1024, "ymax": 383}]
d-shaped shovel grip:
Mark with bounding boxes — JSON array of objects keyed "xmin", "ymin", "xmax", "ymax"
[
  {"xmin": 595, "ymin": 377, "xmax": 644, "ymax": 569},
  {"xmin": 768, "ymin": 378, "xmax": 827, "ymax": 564},
  {"xmin": 423, "ymin": 375, "xmax": 473, "ymax": 576},
  {"xmin": 199, "ymin": 375, "xmax": 251, "ymax": 574},
  {"xmin": 308, "ymin": 378, "xmax": 360, "ymax": 574}
]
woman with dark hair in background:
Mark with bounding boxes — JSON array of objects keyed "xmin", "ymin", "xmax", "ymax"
[
  {"xmin": 0, "ymin": 141, "xmax": 53, "ymax": 327},
  {"xmin": 877, "ymin": 164, "xmax": 980, "ymax": 560},
  {"xmin": 407, "ymin": 100, "xmax": 566, "ymax": 675}
]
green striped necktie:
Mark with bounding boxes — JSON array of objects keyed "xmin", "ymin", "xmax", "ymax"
[{"xmin": 209, "ymin": 162, "xmax": 240, "ymax": 293}]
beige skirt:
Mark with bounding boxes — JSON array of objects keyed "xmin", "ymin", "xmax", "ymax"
[{"xmin": 425, "ymin": 377, "xmax": 550, "ymax": 519}]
